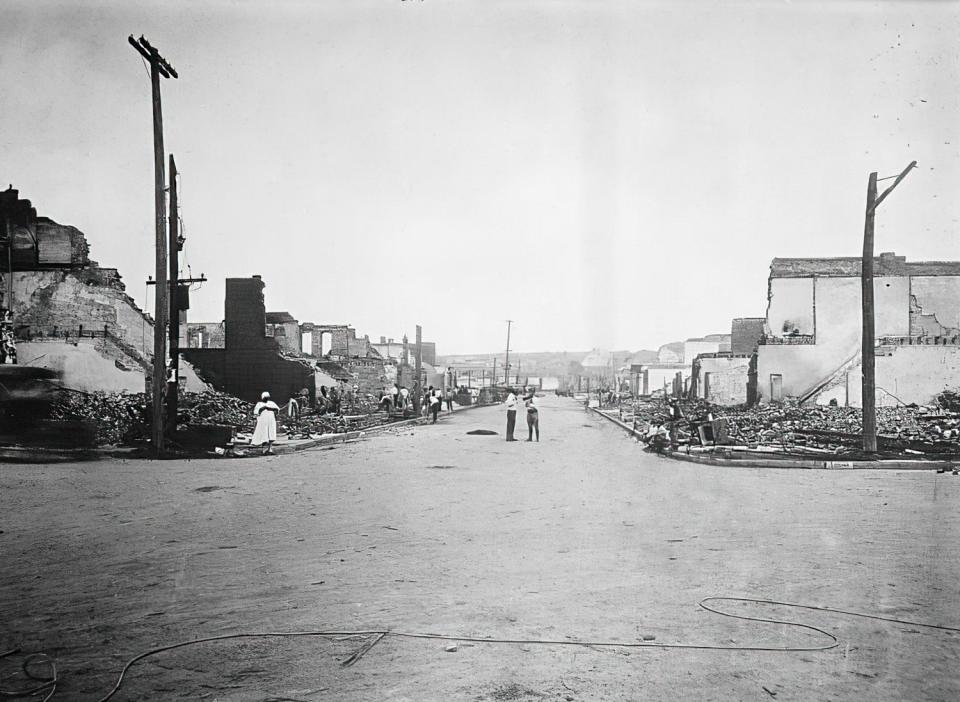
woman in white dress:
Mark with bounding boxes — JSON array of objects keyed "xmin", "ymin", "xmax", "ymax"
[{"xmin": 251, "ymin": 391, "xmax": 280, "ymax": 455}]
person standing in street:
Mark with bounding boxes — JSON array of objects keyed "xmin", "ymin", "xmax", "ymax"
[
  {"xmin": 445, "ymin": 387, "xmax": 454, "ymax": 412},
  {"xmin": 505, "ymin": 387, "xmax": 518, "ymax": 441},
  {"xmin": 252, "ymin": 391, "xmax": 280, "ymax": 455},
  {"xmin": 524, "ymin": 388, "xmax": 540, "ymax": 442},
  {"xmin": 429, "ymin": 387, "xmax": 441, "ymax": 423}
]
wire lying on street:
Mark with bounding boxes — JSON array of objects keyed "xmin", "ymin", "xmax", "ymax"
[
  {"xmin": 0, "ymin": 648, "xmax": 58, "ymax": 702},
  {"xmin": 88, "ymin": 596, "xmax": 960, "ymax": 701}
]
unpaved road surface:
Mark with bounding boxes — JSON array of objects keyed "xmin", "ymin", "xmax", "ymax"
[{"xmin": 2, "ymin": 396, "xmax": 959, "ymax": 701}]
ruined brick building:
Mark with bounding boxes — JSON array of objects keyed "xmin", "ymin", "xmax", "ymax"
[
  {"xmin": 184, "ymin": 276, "xmax": 401, "ymax": 402},
  {"xmin": 757, "ymin": 253, "xmax": 960, "ymax": 406},
  {"xmin": 0, "ymin": 187, "xmax": 207, "ymax": 393}
]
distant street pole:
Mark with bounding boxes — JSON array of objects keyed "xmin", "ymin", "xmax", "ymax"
[
  {"xmin": 504, "ymin": 319, "xmax": 513, "ymax": 386},
  {"xmin": 167, "ymin": 155, "xmax": 179, "ymax": 437},
  {"xmin": 129, "ymin": 35, "xmax": 177, "ymax": 458},
  {"xmin": 861, "ymin": 160, "xmax": 916, "ymax": 454},
  {"xmin": 414, "ymin": 325, "xmax": 423, "ymax": 415}
]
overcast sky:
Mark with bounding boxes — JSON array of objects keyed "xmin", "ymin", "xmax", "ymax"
[{"xmin": 2, "ymin": 0, "xmax": 958, "ymax": 355}]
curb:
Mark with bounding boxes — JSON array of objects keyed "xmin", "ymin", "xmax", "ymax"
[{"xmin": 587, "ymin": 406, "xmax": 957, "ymax": 471}]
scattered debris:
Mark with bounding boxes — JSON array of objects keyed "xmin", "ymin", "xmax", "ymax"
[
  {"xmin": 46, "ymin": 389, "xmax": 401, "ymax": 448},
  {"xmin": 618, "ymin": 395, "xmax": 960, "ymax": 458}
]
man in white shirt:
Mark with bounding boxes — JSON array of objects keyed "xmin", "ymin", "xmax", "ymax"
[{"xmin": 504, "ymin": 388, "xmax": 518, "ymax": 441}]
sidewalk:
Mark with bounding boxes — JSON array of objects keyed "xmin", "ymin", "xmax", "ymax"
[{"xmin": 239, "ymin": 399, "xmax": 492, "ymax": 456}]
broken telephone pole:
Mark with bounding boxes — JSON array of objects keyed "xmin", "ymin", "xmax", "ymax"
[
  {"xmin": 129, "ymin": 35, "xmax": 177, "ymax": 457},
  {"xmin": 861, "ymin": 160, "xmax": 916, "ymax": 453}
]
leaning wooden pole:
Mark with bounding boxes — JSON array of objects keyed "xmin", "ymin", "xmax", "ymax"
[
  {"xmin": 861, "ymin": 171, "xmax": 878, "ymax": 454},
  {"xmin": 148, "ymin": 55, "xmax": 169, "ymax": 456},
  {"xmin": 861, "ymin": 160, "xmax": 915, "ymax": 454}
]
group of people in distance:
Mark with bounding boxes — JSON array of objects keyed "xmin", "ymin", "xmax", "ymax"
[
  {"xmin": 250, "ymin": 383, "xmax": 542, "ymax": 457},
  {"xmin": 378, "ymin": 383, "xmax": 454, "ymax": 424},
  {"xmin": 504, "ymin": 386, "xmax": 540, "ymax": 442}
]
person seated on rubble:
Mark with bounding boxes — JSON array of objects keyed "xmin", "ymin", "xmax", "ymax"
[
  {"xmin": 298, "ymin": 387, "xmax": 311, "ymax": 411},
  {"xmin": 379, "ymin": 390, "xmax": 393, "ymax": 412},
  {"xmin": 644, "ymin": 422, "xmax": 670, "ymax": 453},
  {"xmin": 329, "ymin": 384, "xmax": 341, "ymax": 415}
]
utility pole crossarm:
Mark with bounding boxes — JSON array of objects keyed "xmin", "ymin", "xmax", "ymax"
[
  {"xmin": 873, "ymin": 160, "xmax": 917, "ymax": 211},
  {"xmin": 129, "ymin": 36, "xmax": 178, "ymax": 79}
]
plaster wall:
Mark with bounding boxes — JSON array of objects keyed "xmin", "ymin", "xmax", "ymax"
[
  {"xmin": 18, "ymin": 340, "xmax": 146, "ymax": 393},
  {"xmin": 767, "ymin": 278, "xmax": 814, "ymax": 335},
  {"xmin": 911, "ymin": 277, "xmax": 960, "ymax": 334},
  {"xmin": 17, "ymin": 341, "xmax": 210, "ymax": 394},
  {"xmin": 644, "ymin": 366, "xmax": 688, "ymax": 395},
  {"xmin": 819, "ymin": 346, "xmax": 960, "ymax": 408},
  {"xmin": 758, "ymin": 276, "xmax": 910, "ymax": 402}
]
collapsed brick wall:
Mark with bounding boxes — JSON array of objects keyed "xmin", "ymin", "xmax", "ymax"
[
  {"xmin": 184, "ymin": 277, "xmax": 316, "ymax": 404},
  {"xmin": 301, "ymin": 324, "xmax": 348, "ymax": 357},
  {"xmin": 225, "ymin": 277, "xmax": 272, "ymax": 350},
  {"xmin": 11, "ymin": 270, "xmax": 154, "ymax": 360},
  {"xmin": 267, "ymin": 320, "xmax": 301, "ymax": 355},
  {"xmin": 347, "ymin": 332, "xmax": 371, "ymax": 357},
  {"xmin": 731, "ymin": 318, "xmax": 765, "ymax": 354},
  {"xmin": 186, "ymin": 322, "xmax": 225, "ymax": 349},
  {"xmin": 181, "ymin": 348, "xmax": 314, "ymax": 404},
  {"xmin": 342, "ymin": 357, "xmax": 389, "ymax": 395}
]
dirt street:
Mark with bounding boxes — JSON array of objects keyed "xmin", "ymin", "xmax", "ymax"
[{"xmin": 2, "ymin": 396, "xmax": 959, "ymax": 701}]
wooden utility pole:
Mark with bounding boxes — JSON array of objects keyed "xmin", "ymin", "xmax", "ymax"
[
  {"xmin": 414, "ymin": 325, "xmax": 423, "ymax": 415},
  {"xmin": 4, "ymin": 216, "xmax": 11, "ymax": 311},
  {"xmin": 504, "ymin": 319, "xmax": 513, "ymax": 386},
  {"xmin": 861, "ymin": 172, "xmax": 879, "ymax": 453},
  {"xmin": 129, "ymin": 35, "xmax": 177, "ymax": 457},
  {"xmin": 861, "ymin": 160, "xmax": 916, "ymax": 453},
  {"xmin": 167, "ymin": 155, "xmax": 180, "ymax": 437}
]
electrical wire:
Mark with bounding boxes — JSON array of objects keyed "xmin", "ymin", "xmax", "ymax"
[
  {"xmin": 91, "ymin": 595, "xmax": 960, "ymax": 701},
  {"xmin": 0, "ymin": 649, "xmax": 57, "ymax": 701}
]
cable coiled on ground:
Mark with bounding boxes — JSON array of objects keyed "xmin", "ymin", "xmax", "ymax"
[{"xmin": 84, "ymin": 596, "xmax": 960, "ymax": 701}]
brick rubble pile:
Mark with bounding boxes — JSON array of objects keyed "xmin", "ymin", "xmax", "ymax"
[
  {"xmin": 49, "ymin": 389, "xmax": 394, "ymax": 447},
  {"xmin": 624, "ymin": 394, "xmax": 960, "ymax": 457}
]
